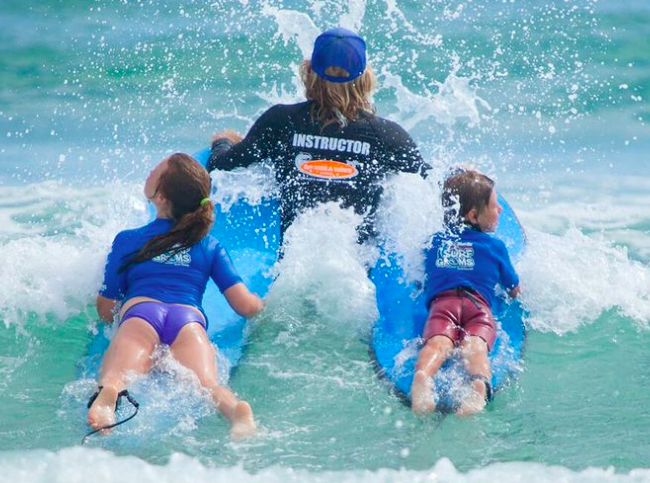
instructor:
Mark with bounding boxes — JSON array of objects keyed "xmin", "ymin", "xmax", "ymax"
[{"xmin": 208, "ymin": 27, "xmax": 428, "ymax": 241}]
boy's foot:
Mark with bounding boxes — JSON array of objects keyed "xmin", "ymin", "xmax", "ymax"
[
  {"xmin": 87, "ymin": 385, "xmax": 119, "ymax": 432},
  {"xmin": 230, "ymin": 401, "xmax": 257, "ymax": 440},
  {"xmin": 455, "ymin": 379, "xmax": 488, "ymax": 417},
  {"xmin": 411, "ymin": 370, "xmax": 436, "ymax": 415}
]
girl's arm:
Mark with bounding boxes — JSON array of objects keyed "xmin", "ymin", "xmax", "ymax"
[
  {"xmin": 97, "ymin": 231, "xmax": 129, "ymax": 322},
  {"xmin": 96, "ymin": 295, "xmax": 118, "ymax": 323},
  {"xmin": 223, "ymin": 282, "xmax": 264, "ymax": 318}
]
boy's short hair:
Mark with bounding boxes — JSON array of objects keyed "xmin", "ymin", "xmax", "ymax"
[{"xmin": 442, "ymin": 170, "xmax": 495, "ymax": 228}]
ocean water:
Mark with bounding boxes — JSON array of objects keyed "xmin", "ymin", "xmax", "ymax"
[{"xmin": 1, "ymin": 0, "xmax": 650, "ymax": 481}]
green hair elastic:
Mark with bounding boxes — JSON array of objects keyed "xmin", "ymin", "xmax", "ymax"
[{"xmin": 200, "ymin": 197, "xmax": 211, "ymax": 207}]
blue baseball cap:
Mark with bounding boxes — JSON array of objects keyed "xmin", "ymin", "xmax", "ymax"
[{"xmin": 310, "ymin": 27, "xmax": 367, "ymax": 83}]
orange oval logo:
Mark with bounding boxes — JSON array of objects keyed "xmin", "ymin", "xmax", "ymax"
[{"xmin": 298, "ymin": 160, "xmax": 358, "ymax": 180}]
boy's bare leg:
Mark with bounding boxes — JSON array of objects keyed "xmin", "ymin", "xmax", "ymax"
[
  {"xmin": 411, "ymin": 335, "xmax": 454, "ymax": 414},
  {"xmin": 456, "ymin": 336, "xmax": 490, "ymax": 417}
]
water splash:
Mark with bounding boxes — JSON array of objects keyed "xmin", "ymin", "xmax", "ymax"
[
  {"xmin": 383, "ymin": 59, "xmax": 491, "ymax": 132},
  {"xmin": 268, "ymin": 202, "xmax": 377, "ymax": 339},
  {"xmin": 2, "ymin": 447, "xmax": 650, "ymax": 483},
  {"xmin": 0, "ymin": 181, "xmax": 146, "ymax": 328},
  {"xmin": 519, "ymin": 226, "xmax": 650, "ymax": 334}
]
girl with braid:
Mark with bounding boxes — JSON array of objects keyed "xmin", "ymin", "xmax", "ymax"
[{"xmin": 90, "ymin": 153, "xmax": 263, "ymax": 439}]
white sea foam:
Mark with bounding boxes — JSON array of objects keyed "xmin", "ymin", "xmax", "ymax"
[
  {"xmin": 263, "ymin": 0, "xmax": 367, "ymax": 59},
  {"xmin": 518, "ymin": 227, "xmax": 650, "ymax": 334},
  {"xmin": 337, "ymin": 0, "xmax": 367, "ymax": 32},
  {"xmin": 268, "ymin": 202, "xmax": 378, "ymax": 339},
  {"xmin": 375, "ymin": 171, "xmax": 443, "ymax": 284},
  {"xmin": 1, "ymin": 448, "xmax": 649, "ymax": 483},
  {"xmin": 0, "ymin": 181, "xmax": 146, "ymax": 328},
  {"xmin": 2, "ymin": 165, "xmax": 648, "ymax": 342},
  {"xmin": 510, "ymin": 174, "xmax": 650, "ymax": 333},
  {"xmin": 382, "ymin": 62, "xmax": 491, "ymax": 132},
  {"xmin": 262, "ymin": 5, "xmax": 320, "ymax": 59},
  {"xmin": 210, "ymin": 164, "xmax": 278, "ymax": 210}
]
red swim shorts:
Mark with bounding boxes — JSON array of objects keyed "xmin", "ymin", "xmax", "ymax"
[{"xmin": 423, "ymin": 288, "xmax": 496, "ymax": 350}]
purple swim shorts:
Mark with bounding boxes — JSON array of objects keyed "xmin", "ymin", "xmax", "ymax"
[{"xmin": 120, "ymin": 301, "xmax": 206, "ymax": 345}]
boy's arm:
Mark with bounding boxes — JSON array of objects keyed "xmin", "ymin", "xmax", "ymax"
[
  {"xmin": 508, "ymin": 285, "xmax": 521, "ymax": 298},
  {"xmin": 497, "ymin": 240, "xmax": 520, "ymax": 298}
]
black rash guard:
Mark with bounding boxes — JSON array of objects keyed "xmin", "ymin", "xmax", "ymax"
[{"xmin": 207, "ymin": 101, "xmax": 427, "ymax": 240}]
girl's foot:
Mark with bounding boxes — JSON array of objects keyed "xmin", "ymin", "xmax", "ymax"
[
  {"xmin": 411, "ymin": 370, "xmax": 436, "ymax": 415},
  {"xmin": 87, "ymin": 385, "xmax": 119, "ymax": 432},
  {"xmin": 230, "ymin": 401, "xmax": 257, "ymax": 440}
]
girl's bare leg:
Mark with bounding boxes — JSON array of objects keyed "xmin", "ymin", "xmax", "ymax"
[
  {"xmin": 410, "ymin": 335, "xmax": 454, "ymax": 414},
  {"xmin": 88, "ymin": 318, "xmax": 159, "ymax": 431},
  {"xmin": 170, "ymin": 323, "xmax": 256, "ymax": 439}
]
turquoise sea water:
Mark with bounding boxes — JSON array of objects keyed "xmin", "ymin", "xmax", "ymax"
[{"xmin": 1, "ymin": 0, "xmax": 649, "ymax": 481}]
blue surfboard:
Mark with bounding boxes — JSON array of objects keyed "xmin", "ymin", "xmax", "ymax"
[
  {"xmin": 369, "ymin": 194, "xmax": 526, "ymax": 410},
  {"xmin": 75, "ymin": 148, "xmax": 280, "ymax": 443}
]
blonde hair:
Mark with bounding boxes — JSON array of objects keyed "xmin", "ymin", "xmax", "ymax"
[{"xmin": 300, "ymin": 59, "xmax": 376, "ymax": 129}]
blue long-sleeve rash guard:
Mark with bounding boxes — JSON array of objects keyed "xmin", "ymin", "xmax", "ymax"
[
  {"xmin": 423, "ymin": 227, "xmax": 519, "ymax": 309},
  {"xmin": 100, "ymin": 218, "xmax": 242, "ymax": 322}
]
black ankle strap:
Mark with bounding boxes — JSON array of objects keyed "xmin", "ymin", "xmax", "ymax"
[
  {"xmin": 82, "ymin": 388, "xmax": 140, "ymax": 445},
  {"xmin": 468, "ymin": 374, "xmax": 493, "ymax": 402}
]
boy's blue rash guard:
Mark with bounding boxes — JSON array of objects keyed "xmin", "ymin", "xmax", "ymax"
[
  {"xmin": 100, "ymin": 218, "xmax": 242, "ymax": 314},
  {"xmin": 423, "ymin": 227, "xmax": 519, "ymax": 309}
]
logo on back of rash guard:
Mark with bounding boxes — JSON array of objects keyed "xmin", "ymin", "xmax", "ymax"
[
  {"xmin": 294, "ymin": 152, "xmax": 358, "ymax": 180},
  {"xmin": 152, "ymin": 244, "xmax": 191, "ymax": 267},
  {"xmin": 435, "ymin": 241, "xmax": 475, "ymax": 271}
]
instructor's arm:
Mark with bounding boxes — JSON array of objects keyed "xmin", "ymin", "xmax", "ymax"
[{"xmin": 207, "ymin": 105, "xmax": 283, "ymax": 172}]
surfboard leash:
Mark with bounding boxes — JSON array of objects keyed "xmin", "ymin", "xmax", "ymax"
[{"xmin": 81, "ymin": 388, "xmax": 140, "ymax": 445}]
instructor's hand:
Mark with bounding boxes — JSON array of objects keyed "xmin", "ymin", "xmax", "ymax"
[{"xmin": 211, "ymin": 129, "xmax": 243, "ymax": 145}]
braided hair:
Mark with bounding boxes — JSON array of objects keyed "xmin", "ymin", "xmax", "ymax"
[{"xmin": 120, "ymin": 153, "xmax": 213, "ymax": 271}]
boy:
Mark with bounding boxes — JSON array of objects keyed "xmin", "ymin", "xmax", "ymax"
[{"xmin": 411, "ymin": 170, "xmax": 520, "ymax": 416}]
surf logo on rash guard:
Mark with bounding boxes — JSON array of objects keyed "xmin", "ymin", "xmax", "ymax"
[
  {"xmin": 152, "ymin": 244, "xmax": 191, "ymax": 267},
  {"xmin": 294, "ymin": 152, "xmax": 359, "ymax": 180},
  {"xmin": 435, "ymin": 240, "xmax": 475, "ymax": 271}
]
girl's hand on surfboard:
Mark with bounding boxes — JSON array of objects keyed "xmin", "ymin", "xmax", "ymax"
[{"xmin": 96, "ymin": 295, "xmax": 118, "ymax": 323}]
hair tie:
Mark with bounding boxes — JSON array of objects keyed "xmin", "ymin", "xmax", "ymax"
[{"xmin": 200, "ymin": 197, "xmax": 211, "ymax": 207}]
